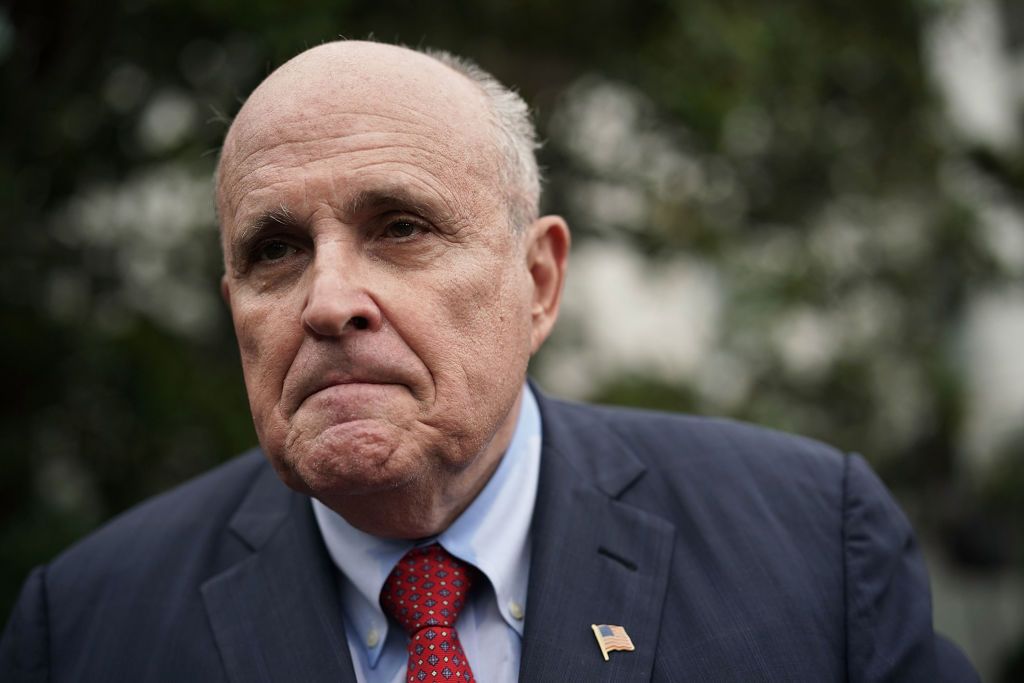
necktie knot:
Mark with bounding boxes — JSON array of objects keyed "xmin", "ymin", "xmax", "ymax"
[
  {"xmin": 380, "ymin": 544, "xmax": 477, "ymax": 682},
  {"xmin": 381, "ymin": 543, "xmax": 474, "ymax": 632}
]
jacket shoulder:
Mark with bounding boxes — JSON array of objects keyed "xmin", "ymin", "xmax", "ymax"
[
  {"xmin": 46, "ymin": 450, "xmax": 269, "ymax": 586},
  {"xmin": 542, "ymin": 395, "xmax": 848, "ymax": 486}
]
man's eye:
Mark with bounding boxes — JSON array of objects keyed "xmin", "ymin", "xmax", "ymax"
[
  {"xmin": 384, "ymin": 219, "xmax": 422, "ymax": 239},
  {"xmin": 256, "ymin": 240, "xmax": 296, "ymax": 262}
]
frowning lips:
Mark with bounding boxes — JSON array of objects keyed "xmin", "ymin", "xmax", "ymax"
[{"xmin": 283, "ymin": 348, "xmax": 420, "ymax": 415}]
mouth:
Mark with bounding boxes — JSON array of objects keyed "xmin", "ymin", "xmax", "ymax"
[
  {"xmin": 298, "ymin": 376, "xmax": 404, "ymax": 409},
  {"xmin": 285, "ymin": 350, "xmax": 418, "ymax": 414}
]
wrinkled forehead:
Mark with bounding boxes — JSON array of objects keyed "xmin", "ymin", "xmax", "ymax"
[{"xmin": 216, "ymin": 43, "xmax": 499, "ymax": 211}]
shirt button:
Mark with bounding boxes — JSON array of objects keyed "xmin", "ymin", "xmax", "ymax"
[
  {"xmin": 366, "ymin": 628, "xmax": 380, "ymax": 648},
  {"xmin": 508, "ymin": 600, "xmax": 524, "ymax": 620}
]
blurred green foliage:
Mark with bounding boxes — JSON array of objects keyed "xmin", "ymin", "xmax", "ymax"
[{"xmin": 2, "ymin": 0, "xmax": 1023, "ymax": 678}]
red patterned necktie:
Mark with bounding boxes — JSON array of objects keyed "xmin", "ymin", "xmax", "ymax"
[{"xmin": 380, "ymin": 544, "xmax": 477, "ymax": 683}]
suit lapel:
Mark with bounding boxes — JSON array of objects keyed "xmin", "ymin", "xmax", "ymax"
[
  {"xmin": 201, "ymin": 464, "xmax": 357, "ymax": 683},
  {"xmin": 519, "ymin": 396, "xmax": 675, "ymax": 681}
]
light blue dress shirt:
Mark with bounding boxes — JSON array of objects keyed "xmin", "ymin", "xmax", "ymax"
[{"xmin": 312, "ymin": 384, "xmax": 542, "ymax": 683}]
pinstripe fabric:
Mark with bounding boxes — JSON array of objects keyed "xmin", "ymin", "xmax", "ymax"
[{"xmin": 0, "ymin": 389, "xmax": 980, "ymax": 682}]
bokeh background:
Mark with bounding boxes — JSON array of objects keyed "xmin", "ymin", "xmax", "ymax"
[{"xmin": 2, "ymin": 0, "xmax": 1022, "ymax": 678}]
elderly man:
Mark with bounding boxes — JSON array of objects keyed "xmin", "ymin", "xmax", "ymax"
[{"xmin": 2, "ymin": 41, "xmax": 977, "ymax": 682}]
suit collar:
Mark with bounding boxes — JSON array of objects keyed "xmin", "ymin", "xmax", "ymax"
[
  {"xmin": 519, "ymin": 390, "xmax": 675, "ymax": 681},
  {"xmin": 529, "ymin": 388, "xmax": 648, "ymax": 499},
  {"xmin": 202, "ymin": 461, "xmax": 358, "ymax": 683},
  {"xmin": 225, "ymin": 456, "xmax": 293, "ymax": 550}
]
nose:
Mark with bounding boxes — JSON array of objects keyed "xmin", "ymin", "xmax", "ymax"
[{"xmin": 300, "ymin": 249, "xmax": 383, "ymax": 337}]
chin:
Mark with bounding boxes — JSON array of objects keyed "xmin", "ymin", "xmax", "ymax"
[{"xmin": 274, "ymin": 420, "xmax": 426, "ymax": 498}]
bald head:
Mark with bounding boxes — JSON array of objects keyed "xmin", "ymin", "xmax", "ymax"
[{"xmin": 216, "ymin": 41, "xmax": 540, "ymax": 234}]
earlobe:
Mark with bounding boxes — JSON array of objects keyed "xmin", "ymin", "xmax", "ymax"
[
  {"xmin": 220, "ymin": 275, "xmax": 231, "ymax": 307},
  {"xmin": 526, "ymin": 215, "xmax": 571, "ymax": 353}
]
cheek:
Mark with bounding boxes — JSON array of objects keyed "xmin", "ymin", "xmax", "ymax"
[
  {"xmin": 426, "ymin": 258, "xmax": 532, "ymax": 377},
  {"xmin": 234, "ymin": 311, "xmax": 264, "ymax": 361},
  {"xmin": 231, "ymin": 293, "xmax": 301, "ymax": 409},
  {"xmin": 471, "ymin": 258, "xmax": 532, "ymax": 337}
]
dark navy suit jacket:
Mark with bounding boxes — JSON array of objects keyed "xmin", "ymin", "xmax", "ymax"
[{"xmin": 1, "ymin": 391, "xmax": 979, "ymax": 681}]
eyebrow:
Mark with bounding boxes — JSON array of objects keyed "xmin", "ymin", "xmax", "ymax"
[
  {"xmin": 228, "ymin": 205, "xmax": 300, "ymax": 268},
  {"xmin": 339, "ymin": 187, "xmax": 438, "ymax": 222}
]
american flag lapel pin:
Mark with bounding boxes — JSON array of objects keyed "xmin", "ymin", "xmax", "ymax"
[{"xmin": 591, "ymin": 623, "xmax": 635, "ymax": 661}]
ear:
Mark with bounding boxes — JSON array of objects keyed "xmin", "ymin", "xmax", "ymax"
[{"xmin": 525, "ymin": 215, "xmax": 570, "ymax": 354}]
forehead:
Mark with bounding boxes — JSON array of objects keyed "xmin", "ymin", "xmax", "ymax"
[{"xmin": 217, "ymin": 45, "xmax": 502, "ymax": 224}]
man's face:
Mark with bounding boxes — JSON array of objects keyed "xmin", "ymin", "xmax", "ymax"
[{"xmin": 216, "ymin": 44, "xmax": 562, "ymax": 533}]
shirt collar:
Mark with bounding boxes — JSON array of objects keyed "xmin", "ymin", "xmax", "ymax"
[{"xmin": 311, "ymin": 383, "xmax": 543, "ymax": 667}]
